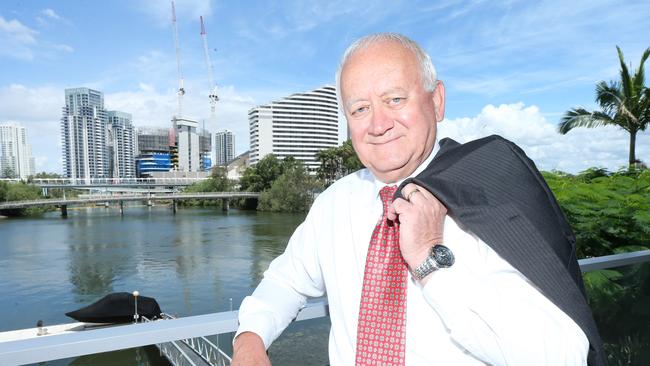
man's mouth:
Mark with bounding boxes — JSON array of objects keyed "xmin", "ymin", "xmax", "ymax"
[{"xmin": 370, "ymin": 135, "xmax": 402, "ymax": 145}]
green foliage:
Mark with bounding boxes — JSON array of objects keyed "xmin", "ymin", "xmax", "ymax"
[
  {"xmin": 0, "ymin": 181, "xmax": 48, "ymax": 216},
  {"xmin": 316, "ymin": 140, "xmax": 364, "ymax": 186},
  {"xmin": 258, "ymin": 162, "xmax": 318, "ymax": 212},
  {"xmin": 544, "ymin": 169, "xmax": 650, "ymax": 258},
  {"xmin": 239, "ymin": 154, "xmax": 285, "ymax": 193},
  {"xmin": 180, "ymin": 166, "xmax": 234, "ymax": 207},
  {"xmin": 237, "ymin": 155, "xmax": 313, "ymax": 210},
  {"xmin": 32, "ymin": 172, "xmax": 62, "ymax": 179},
  {"xmin": 545, "ymin": 169, "xmax": 650, "ymax": 363}
]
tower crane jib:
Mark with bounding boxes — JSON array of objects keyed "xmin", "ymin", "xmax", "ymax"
[
  {"xmin": 200, "ymin": 15, "xmax": 219, "ymax": 118},
  {"xmin": 171, "ymin": 1, "xmax": 185, "ymax": 118}
]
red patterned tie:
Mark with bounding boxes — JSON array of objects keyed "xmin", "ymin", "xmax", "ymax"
[{"xmin": 355, "ymin": 185, "xmax": 408, "ymax": 365}]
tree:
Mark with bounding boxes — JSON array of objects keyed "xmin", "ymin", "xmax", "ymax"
[
  {"xmin": 33, "ymin": 172, "xmax": 62, "ymax": 179},
  {"xmin": 1, "ymin": 166, "xmax": 16, "ymax": 179},
  {"xmin": 559, "ymin": 46, "xmax": 650, "ymax": 169},
  {"xmin": 316, "ymin": 140, "xmax": 364, "ymax": 186},
  {"xmin": 180, "ymin": 166, "xmax": 234, "ymax": 206},
  {"xmin": 258, "ymin": 162, "xmax": 318, "ymax": 212},
  {"xmin": 0, "ymin": 181, "xmax": 47, "ymax": 216},
  {"xmin": 239, "ymin": 154, "xmax": 283, "ymax": 192}
]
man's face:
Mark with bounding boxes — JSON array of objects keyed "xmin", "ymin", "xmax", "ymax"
[{"xmin": 340, "ymin": 41, "xmax": 445, "ymax": 183}]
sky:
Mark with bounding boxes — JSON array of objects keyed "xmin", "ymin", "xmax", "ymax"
[{"xmin": 0, "ymin": 0, "xmax": 649, "ymax": 174}]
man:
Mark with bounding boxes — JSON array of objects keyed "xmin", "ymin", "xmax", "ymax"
[{"xmin": 232, "ymin": 33, "xmax": 596, "ymax": 365}]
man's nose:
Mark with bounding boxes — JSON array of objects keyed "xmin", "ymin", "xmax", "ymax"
[{"xmin": 369, "ymin": 107, "xmax": 393, "ymax": 135}]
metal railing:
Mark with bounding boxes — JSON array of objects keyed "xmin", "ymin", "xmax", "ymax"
[
  {"xmin": 158, "ymin": 339, "xmax": 199, "ymax": 366},
  {"xmin": 0, "ymin": 192, "xmax": 260, "ymax": 210},
  {"xmin": 0, "ymin": 177, "xmax": 209, "ymax": 187},
  {"xmin": 152, "ymin": 313, "xmax": 231, "ymax": 366},
  {"xmin": 182, "ymin": 335, "xmax": 231, "ymax": 366},
  {"xmin": 0, "ymin": 250, "xmax": 648, "ymax": 365}
]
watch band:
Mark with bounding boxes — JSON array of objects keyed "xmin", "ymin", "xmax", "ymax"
[{"xmin": 410, "ymin": 244, "xmax": 454, "ymax": 281}]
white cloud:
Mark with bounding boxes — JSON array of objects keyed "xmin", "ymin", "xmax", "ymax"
[
  {"xmin": 0, "ymin": 84, "xmax": 63, "ymax": 173},
  {"xmin": 105, "ymin": 83, "xmax": 256, "ymax": 154},
  {"xmin": 0, "ymin": 84, "xmax": 62, "ymax": 122},
  {"xmin": 4, "ymin": 81, "xmax": 648, "ymax": 176},
  {"xmin": 438, "ymin": 102, "xmax": 650, "ymax": 173},
  {"xmin": 0, "ymin": 14, "xmax": 74, "ymax": 60},
  {"xmin": 41, "ymin": 9, "xmax": 62, "ymax": 21},
  {"xmin": 138, "ymin": 82, "xmax": 156, "ymax": 92},
  {"xmin": 36, "ymin": 8, "xmax": 71, "ymax": 27},
  {"xmin": 51, "ymin": 43, "xmax": 74, "ymax": 53},
  {"xmin": 0, "ymin": 15, "xmax": 38, "ymax": 60}
]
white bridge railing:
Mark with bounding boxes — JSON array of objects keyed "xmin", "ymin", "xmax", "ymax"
[
  {"xmin": 147, "ymin": 314, "xmax": 231, "ymax": 366},
  {"xmin": 0, "ymin": 250, "xmax": 648, "ymax": 365},
  {"xmin": 0, "ymin": 177, "xmax": 209, "ymax": 186}
]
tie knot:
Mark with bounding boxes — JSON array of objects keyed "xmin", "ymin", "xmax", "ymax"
[{"xmin": 379, "ymin": 185, "xmax": 397, "ymax": 212}]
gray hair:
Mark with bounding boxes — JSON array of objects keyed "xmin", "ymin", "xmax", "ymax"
[{"xmin": 335, "ymin": 33, "xmax": 438, "ymax": 107}]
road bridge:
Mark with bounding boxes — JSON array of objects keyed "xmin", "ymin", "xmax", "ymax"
[
  {"xmin": 0, "ymin": 177, "xmax": 207, "ymax": 191},
  {"xmin": 0, "ymin": 192, "xmax": 260, "ymax": 216}
]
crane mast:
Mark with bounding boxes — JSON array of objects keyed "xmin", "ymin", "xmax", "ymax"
[
  {"xmin": 171, "ymin": 1, "xmax": 185, "ymax": 118},
  {"xmin": 200, "ymin": 15, "xmax": 219, "ymax": 120}
]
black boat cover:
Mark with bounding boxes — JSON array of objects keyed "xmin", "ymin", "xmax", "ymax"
[{"xmin": 65, "ymin": 292, "xmax": 163, "ymax": 323}]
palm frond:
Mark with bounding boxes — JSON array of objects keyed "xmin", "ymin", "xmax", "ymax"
[
  {"xmin": 558, "ymin": 108, "xmax": 615, "ymax": 134},
  {"xmin": 632, "ymin": 47, "xmax": 650, "ymax": 96},
  {"xmin": 617, "ymin": 46, "xmax": 634, "ymax": 100},
  {"xmin": 596, "ymin": 81, "xmax": 623, "ymax": 113}
]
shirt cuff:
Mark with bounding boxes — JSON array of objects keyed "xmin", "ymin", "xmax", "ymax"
[{"xmin": 234, "ymin": 309, "xmax": 277, "ymax": 349}]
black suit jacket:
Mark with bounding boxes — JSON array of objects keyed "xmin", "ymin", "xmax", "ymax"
[{"xmin": 396, "ymin": 135, "xmax": 605, "ymax": 365}]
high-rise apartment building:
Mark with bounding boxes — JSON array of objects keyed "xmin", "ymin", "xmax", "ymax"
[
  {"xmin": 61, "ymin": 88, "xmax": 109, "ymax": 180},
  {"xmin": 214, "ymin": 130, "xmax": 235, "ymax": 166},
  {"xmin": 107, "ymin": 111, "xmax": 136, "ymax": 178},
  {"xmin": 0, "ymin": 122, "xmax": 35, "ymax": 179},
  {"xmin": 249, "ymin": 85, "xmax": 339, "ymax": 172}
]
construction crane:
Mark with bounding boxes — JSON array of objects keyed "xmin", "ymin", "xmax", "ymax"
[
  {"xmin": 200, "ymin": 15, "xmax": 219, "ymax": 121},
  {"xmin": 171, "ymin": 1, "xmax": 185, "ymax": 118}
]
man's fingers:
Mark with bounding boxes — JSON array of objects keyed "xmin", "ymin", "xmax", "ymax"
[
  {"xmin": 401, "ymin": 183, "xmax": 421, "ymax": 203},
  {"xmin": 388, "ymin": 198, "xmax": 407, "ymax": 221}
]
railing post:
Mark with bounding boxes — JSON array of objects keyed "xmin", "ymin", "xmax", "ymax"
[
  {"xmin": 119, "ymin": 201, "xmax": 124, "ymax": 216},
  {"xmin": 172, "ymin": 199, "xmax": 177, "ymax": 215},
  {"xmin": 60, "ymin": 205, "xmax": 67, "ymax": 218}
]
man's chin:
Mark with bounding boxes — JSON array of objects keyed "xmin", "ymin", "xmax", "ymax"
[{"xmin": 368, "ymin": 159, "xmax": 412, "ymax": 182}]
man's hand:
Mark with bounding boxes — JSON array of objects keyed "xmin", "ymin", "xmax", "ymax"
[
  {"xmin": 387, "ymin": 183, "xmax": 447, "ymax": 283},
  {"xmin": 231, "ymin": 332, "xmax": 271, "ymax": 366}
]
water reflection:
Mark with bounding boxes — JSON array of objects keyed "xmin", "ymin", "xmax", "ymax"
[{"xmin": 0, "ymin": 206, "xmax": 305, "ymax": 365}]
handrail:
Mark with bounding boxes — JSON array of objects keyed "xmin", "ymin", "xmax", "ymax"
[
  {"xmin": 0, "ymin": 250, "xmax": 648, "ymax": 365},
  {"xmin": 579, "ymin": 250, "xmax": 650, "ymax": 272}
]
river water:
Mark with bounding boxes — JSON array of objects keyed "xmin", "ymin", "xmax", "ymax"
[{"xmin": 0, "ymin": 205, "xmax": 330, "ymax": 365}]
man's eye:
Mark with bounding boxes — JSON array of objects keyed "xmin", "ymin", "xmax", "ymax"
[
  {"xmin": 389, "ymin": 97, "xmax": 404, "ymax": 105},
  {"xmin": 352, "ymin": 106, "xmax": 369, "ymax": 115}
]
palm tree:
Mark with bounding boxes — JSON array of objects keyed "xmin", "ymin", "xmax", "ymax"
[{"xmin": 559, "ymin": 46, "xmax": 650, "ymax": 169}]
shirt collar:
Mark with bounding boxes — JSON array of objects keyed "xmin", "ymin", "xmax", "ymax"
[{"xmin": 370, "ymin": 139, "xmax": 440, "ymax": 198}]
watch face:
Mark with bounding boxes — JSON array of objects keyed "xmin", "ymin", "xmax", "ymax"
[{"xmin": 433, "ymin": 245, "xmax": 455, "ymax": 267}]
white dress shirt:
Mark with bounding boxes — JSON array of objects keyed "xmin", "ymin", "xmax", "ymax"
[{"xmin": 237, "ymin": 142, "xmax": 589, "ymax": 365}]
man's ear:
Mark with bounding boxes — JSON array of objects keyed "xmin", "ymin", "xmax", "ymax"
[{"xmin": 432, "ymin": 81, "xmax": 446, "ymax": 122}]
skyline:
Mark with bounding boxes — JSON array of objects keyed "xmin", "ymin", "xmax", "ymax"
[{"xmin": 1, "ymin": 0, "xmax": 649, "ymax": 174}]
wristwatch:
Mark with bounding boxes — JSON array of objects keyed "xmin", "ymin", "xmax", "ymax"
[{"xmin": 410, "ymin": 244, "xmax": 455, "ymax": 281}]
